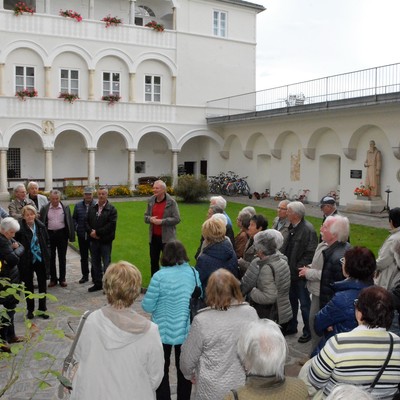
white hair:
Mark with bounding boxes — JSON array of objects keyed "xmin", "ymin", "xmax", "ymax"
[
  {"xmin": 237, "ymin": 319, "xmax": 287, "ymax": 379},
  {"xmin": 153, "ymin": 180, "xmax": 166, "ymax": 190},
  {"xmin": 241, "ymin": 206, "xmax": 256, "ymax": 216},
  {"xmin": 325, "ymin": 384, "xmax": 374, "ymax": 400},
  {"xmin": 27, "ymin": 181, "xmax": 39, "ymax": 190},
  {"xmin": 13, "ymin": 183, "xmax": 26, "ymax": 193},
  {"xmin": 210, "ymin": 196, "xmax": 227, "ymax": 210},
  {"xmin": 325, "ymin": 215, "xmax": 350, "ymax": 243},
  {"xmin": 211, "ymin": 213, "xmax": 227, "ymax": 225},
  {"xmin": 287, "ymin": 201, "xmax": 305, "ymax": 218},
  {"xmin": 1, "ymin": 217, "xmax": 20, "ymax": 233},
  {"xmin": 253, "ymin": 229, "xmax": 284, "ymax": 255}
]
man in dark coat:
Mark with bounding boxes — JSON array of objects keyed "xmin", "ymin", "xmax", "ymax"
[
  {"xmin": 281, "ymin": 201, "xmax": 318, "ymax": 343},
  {"xmin": 86, "ymin": 187, "xmax": 117, "ymax": 292}
]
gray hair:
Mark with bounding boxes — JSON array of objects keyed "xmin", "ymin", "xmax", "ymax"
[
  {"xmin": 325, "ymin": 384, "xmax": 374, "ymax": 400},
  {"xmin": 211, "ymin": 213, "xmax": 227, "ymax": 225},
  {"xmin": 209, "ymin": 205, "xmax": 224, "ymax": 215},
  {"xmin": 49, "ymin": 189, "xmax": 61, "ymax": 198},
  {"xmin": 98, "ymin": 186, "xmax": 109, "ymax": 193},
  {"xmin": 241, "ymin": 206, "xmax": 256, "ymax": 216},
  {"xmin": 27, "ymin": 181, "xmax": 39, "ymax": 190},
  {"xmin": 253, "ymin": 229, "xmax": 284, "ymax": 255},
  {"xmin": 13, "ymin": 183, "xmax": 26, "ymax": 193},
  {"xmin": 237, "ymin": 319, "xmax": 287, "ymax": 379},
  {"xmin": 287, "ymin": 201, "xmax": 305, "ymax": 219},
  {"xmin": 237, "ymin": 210, "xmax": 252, "ymax": 229},
  {"xmin": 210, "ymin": 196, "xmax": 227, "ymax": 210},
  {"xmin": 1, "ymin": 217, "xmax": 20, "ymax": 233},
  {"xmin": 325, "ymin": 215, "xmax": 350, "ymax": 243}
]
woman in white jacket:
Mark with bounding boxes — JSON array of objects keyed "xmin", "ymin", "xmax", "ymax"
[{"xmin": 70, "ymin": 261, "xmax": 164, "ymax": 400}]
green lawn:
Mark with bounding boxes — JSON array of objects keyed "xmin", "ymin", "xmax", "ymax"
[{"xmin": 73, "ymin": 201, "xmax": 389, "ymax": 287}]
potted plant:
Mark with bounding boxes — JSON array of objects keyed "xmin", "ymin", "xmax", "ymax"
[
  {"xmin": 59, "ymin": 9, "xmax": 82, "ymax": 22},
  {"xmin": 14, "ymin": 1, "xmax": 35, "ymax": 16},
  {"xmin": 101, "ymin": 15, "xmax": 122, "ymax": 28},
  {"xmin": 59, "ymin": 93, "xmax": 79, "ymax": 103},
  {"xmin": 354, "ymin": 182, "xmax": 371, "ymax": 199},
  {"xmin": 102, "ymin": 95, "xmax": 121, "ymax": 105},
  {"xmin": 15, "ymin": 89, "xmax": 38, "ymax": 100},
  {"xmin": 145, "ymin": 20, "xmax": 165, "ymax": 32}
]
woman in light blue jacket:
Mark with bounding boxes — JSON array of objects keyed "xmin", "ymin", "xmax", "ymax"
[{"xmin": 142, "ymin": 240, "xmax": 200, "ymax": 400}]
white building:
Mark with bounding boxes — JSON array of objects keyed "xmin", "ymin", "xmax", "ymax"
[{"xmin": 0, "ymin": 0, "xmax": 264, "ymax": 199}]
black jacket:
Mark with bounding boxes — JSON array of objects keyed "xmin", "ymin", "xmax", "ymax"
[
  {"xmin": 0, "ymin": 234, "xmax": 21, "ymax": 284},
  {"xmin": 40, "ymin": 202, "xmax": 75, "ymax": 242},
  {"xmin": 86, "ymin": 201, "xmax": 117, "ymax": 243}
]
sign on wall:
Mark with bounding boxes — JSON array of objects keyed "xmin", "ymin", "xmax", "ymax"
[{"xmin": 350, "ymin": 170, "xmax": 362, "ymax": 179}]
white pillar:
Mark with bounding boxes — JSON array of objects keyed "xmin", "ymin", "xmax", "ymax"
[
  {"xmin": 0, "ymin": 149, "xmax": 9, "ymax": 201},
  {"xmin": 44, "ymin": 0, "xmax": 51, "ymax": 14},
  {"xmin": 171, "ymin": 76, "xmax": 176, "ymax": 105},
  {"xmin": 0, "ymin": 0, "xmax": 4, "ymax": 10},
  {"xmin": 44, "ymin": 66, "xmax": 51, "ymax": 98},
  {"xmin": 0, "ymin": 64, "xmax": 4, "ymax": 96},
  {"xmin": 88, "ymin": 0, "xmax": 94, "ymax": 19},
  {"xmin": 171, "ymin": 151, "xmax": 179, "ymax": 187},
  {"xmin": 129, "ymin": 0, "xmax": 136, "ymax": 25},
  {"xmin": 128, "ymin": 149, "xmax": 136, "ymax": 190},
  {"xmin": 129, "ymin": 73, "xmax": 135, "ymax": 102},
  {"xmin": 172, "ymin": 7, "xmax": 176, "ymax": 30},
  {"xmin": 88, "ymin": 69, "xmax": 95, "ymax": 100},
  {"xmin": 44, "ymin": 149, "xmax": 53, "ymax": 192},
  {"xmin": 88, "ymin": 148, "xmax": 96, "ymax": 187}
]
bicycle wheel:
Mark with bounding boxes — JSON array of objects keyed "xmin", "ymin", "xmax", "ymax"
[
  {"xmin": 242, "ymin": 183, "xmax": 250, "ymax": 196},
  {"xmin": 227, "ymin": 183, "xmax": 237, "ymax": 196}
]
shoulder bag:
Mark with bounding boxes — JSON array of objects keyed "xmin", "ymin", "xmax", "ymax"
[
  {"xmin": 189, "ymin": 268, "xmax": 205, "ymax": 322},
  {"xmin": 57, "ymin": 310, "xmax": 93, "ymax": 399}
]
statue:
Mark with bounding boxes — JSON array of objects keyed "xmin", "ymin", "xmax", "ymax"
[{"xmin": 364, "ymin": 140, "xmax": 382, "ymax": 197}]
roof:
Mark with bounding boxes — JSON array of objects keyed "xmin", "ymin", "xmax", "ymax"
[{"xmin": 214, "ymin": 0, "xmax": 266, "ymax": 12}]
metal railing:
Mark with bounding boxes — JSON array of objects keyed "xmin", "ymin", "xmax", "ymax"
[{"xmin": 206, "ymin": 63, "xmax": 400, "ymax": 117}]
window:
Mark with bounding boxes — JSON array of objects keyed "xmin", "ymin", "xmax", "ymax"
[
  {"xmin": 60, "ymin": 69, "xmax": 79, "ymax": 95},
  {"xmin": 135, "ymin": 161, "xmax": 146, "ymax": 173},
  {"xmin": 7, "ymin": 148, "xmax": 21, "ymax": 179},
  {"xmin": 135, "ymin": 5, "xmax": 155, "ymax": 26},
  {"xmin": 213, "ymin": 10, "xmax": 227, "ymax": 37},
  {"xmin": 15, "ymin": 66, "xmax": 35, "ymax": 92},
  {"xmin": 102, "ymin": 72, "xmax": 120, "ymax": 96},
  {"xmin": 145, "ymin": 75, "xmax": 161, "ymax": 102},
  {"xmin": 5, "ymin": 0, "xmax": 35, "ymax": 10}
]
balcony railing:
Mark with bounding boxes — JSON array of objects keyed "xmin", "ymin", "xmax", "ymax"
[{"xmin": 206, "ymin": 63, "xmax": 400, "ymax": 118}]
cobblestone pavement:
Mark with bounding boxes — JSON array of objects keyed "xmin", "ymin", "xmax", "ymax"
[{"xmin": 0, "ymin": 196, "xmax": 391, "ymax": 399}]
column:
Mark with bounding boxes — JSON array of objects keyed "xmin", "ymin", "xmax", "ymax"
[
  {"xmin": 0, "ymin": 149, "xmax": 9, "ymax": 201},
  {"xmin": 129, "ymin": 73, "xmax": 135, "ymax": 102},
  {"xmin": 44, "ymin": 66, "xmax": 51, "ymax": 98},
  {"xmin": 171, "ymin": 150, "xmax": 179, "ymax": 187},
  {"xmin": 0, "ymin": 64, "xmax": 5, "ymax": 96},
  {"xmin": 129, "ymin": 0, "xmax": 136, "ymax": 25},
  {"xmin": 88, "ymin": 148, "xmax": 96, "ymax": 187},
  {"xmin": 88, "ymin": 69, "xmax": 95, "ymax": 100},
  {"xmin": 89, "ymin": 0, "xmax": 95, "ymax": 19},
  {"xmin": 127, "ymin": 149, "xmax": 136, "ymax": 190},
  {"xmin": 172, "ymin": 7, "xmax": 176, "ymax": 30},
  {"xmin": 171, "ymin": 76, "xmax": 176, "ymax": 105},
  {"xmin": 44, "ymin": 0, "xmax": 51, "ymax": 14},
  {"xmin": 44, "ymin": 149, "xmax": 53, "ymax": 192},
  {"xmin": 0, "ymin": 0, "xmax": 4, "ymax": 10}
]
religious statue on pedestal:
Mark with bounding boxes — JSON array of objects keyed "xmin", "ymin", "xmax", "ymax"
[{"xmin": 364, "ymin": 140, "xmax": 382, "ymax": 197}]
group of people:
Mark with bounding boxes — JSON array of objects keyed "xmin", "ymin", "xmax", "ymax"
[{"xmin": 0, "ymin": 182, "xmax": 118, "ymax": 352}]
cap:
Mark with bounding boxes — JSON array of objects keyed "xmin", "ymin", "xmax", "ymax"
[
  {"xmin": 320, "ymin": 196, "xmax": 336, "ymax": 207},
  {"xmin": 83, "ymin": 186, "xmax": 94, "ymax": 194}
]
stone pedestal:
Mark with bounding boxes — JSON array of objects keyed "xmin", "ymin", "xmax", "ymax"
[{"xmin": 346, "ymin": 196, "xmax": 385, "ymax": 213}]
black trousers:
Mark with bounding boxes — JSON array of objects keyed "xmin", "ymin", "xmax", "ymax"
[
  {"xmin": 48, "ymin": 228, "xmax": 68, "ymax": 282},
  {"xmin": 21, "ymin": 261, "xmax": 47, "ymax": 312},
  {"xmin": 77, "ymin": 235, "xmax": 91, "ymax": 278},
  {"xmin": 150, "ymin": 235, "xmax": 164, "ymax": 276},
  {"xmin": 156, "ymin": 344, "xmax": 192, "ymax": 400}
]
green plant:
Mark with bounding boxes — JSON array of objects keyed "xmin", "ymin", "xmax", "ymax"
[
  {"xmin": 174, "ymin": 174, "xmax": 209, "ymax": 202},
  {"xmin": 58, "ymin": 93, "xmax": 79, "ymax": 103},
  {"xmin": 145, "ymin": 20, "xmax": 164, "ymax": 32},
  {"xmin": 101, "ymin": 15, "xmax": 122, "ymax": 28},
  {"xmin": 14, "ymin": 2, "xmax": 35, "ymax": 16},
  {"xmin": 101, "ymin": 95, "xmax": 121, "ymax": 105},
  {"xmin": 159, "ymin": 175, "xmax": 172, "ymax": 187},
  {"xmin": 133, "ymin": 184, "xmax": 154, "ymax": 196},
  {"xmin": 15, "ymin": 89, "xmax": 38, "ymax": 101},
  {"xmin": 59, "ymin": 9, "xmax": 82, "ymax": 22},
  {"xmin": 0, "ymin": 279, "xmax": 63, "ymax": 398},
  {"xmin": 64, "ymin": 183, "xmax": 83, "ymax": 198}
]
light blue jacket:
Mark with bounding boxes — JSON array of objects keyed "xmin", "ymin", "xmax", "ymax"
[{"xmin": 142, "ymin": 262, "xmax": 200, "ymax": 345}]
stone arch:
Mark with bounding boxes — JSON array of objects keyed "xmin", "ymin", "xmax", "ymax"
[
  {"xmin": 272, "ymin": 130, "xmax": 300, "ymax": 159},
  {"xmin": 245, "ymin": 132, "xmax": 270, "ymax": 159},
  {"xmin": 305, "ymin": 127, "xmax": 341, "ymax": 160},
  {"xmin": 0, "ymin": 40, "xmax": 47, "ymax": 64},
  {"xmin": 94, "ymin": 125, "xmax": 134, "ymax": 148},
  {"xmin": 93, "ymin": 49, "xmax": 134, "ymax": 72},
  {"xmin": 133, "ymin": 52, "xmax": 177, "ymax": 76},
  {"xmin": 178, "ymin": 129, "xmax": 224, "ymax": 150},
  {"xmin": 48, "ymin": 44, "xmax": 92, "ymax": 69},
  {"xmin": 55, "ymin": 123, "xmax": 93, "ymax": 148},
  {"xmin": 3, "ymin": 122, "xmax": 44, "ymax": 147},
  {"xmin": 137, "ymin": 125, "xmax": 177, "ymax": 149}
]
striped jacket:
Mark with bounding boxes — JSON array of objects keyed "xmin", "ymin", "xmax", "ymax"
[{"xmin": 309, "ymin": 325, "xmax": 400, "ymax": 399}]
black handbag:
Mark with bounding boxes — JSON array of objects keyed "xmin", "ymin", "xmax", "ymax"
[{"xmin": 189, "ymin": 268, "xmax": 205, "ymax": 322}]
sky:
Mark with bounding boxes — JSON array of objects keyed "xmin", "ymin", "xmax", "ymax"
[{"xmin": 255, "ymin": 0, "xmax": 400, "ymax": 90}]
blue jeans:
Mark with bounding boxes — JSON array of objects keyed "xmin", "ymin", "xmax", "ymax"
[
  {"xmin": 288, "ymin": 279, "xmax": 311, "ymax": 337},
  {"xmin": 90, "ymin": 240, "xmax": 112, "ymax": 286}
]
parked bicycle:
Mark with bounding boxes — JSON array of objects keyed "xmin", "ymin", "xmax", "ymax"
[{"xmin": 208, "ymin": 171, "xmax": 251, "ymax": 196}]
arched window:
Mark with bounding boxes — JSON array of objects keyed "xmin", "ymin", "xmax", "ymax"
[{"xmin": 135, "ymin": 5, "xmax": 156, "ymax": 26}]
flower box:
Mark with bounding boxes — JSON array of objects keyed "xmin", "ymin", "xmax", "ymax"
[
  {"xmin": 101, "ymin": 15, "xmax": 122, "ymax": 28},
  {"xmin": 59, "ymin": 93, "xmax": 79, "ymax": 103},
  {"xmin": 145, "ymin": 20, "xmax": 165, "ymax": 32},
  {"xmin": 102, "ymin": 95, "xmax": 121, "ymax": 105},
  {"xmin": 14, "ymin": 1, "xmax": 35, "ymax": 16},
  {"xmin": 59, "ymin": 9, "xmax": 82, "ymax": 22},
  {"xmin": 15, "ymin": 89, "xmax": 38, "ymax": 100}
]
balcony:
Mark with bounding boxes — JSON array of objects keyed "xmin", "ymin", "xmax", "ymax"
[
  {"xmin": 0, "ymin": 10, "xmax": 176, "ymax": 49},
  {"xmin": 206, "ymin": 62, "xmax": 400, "ymax": 122}
]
